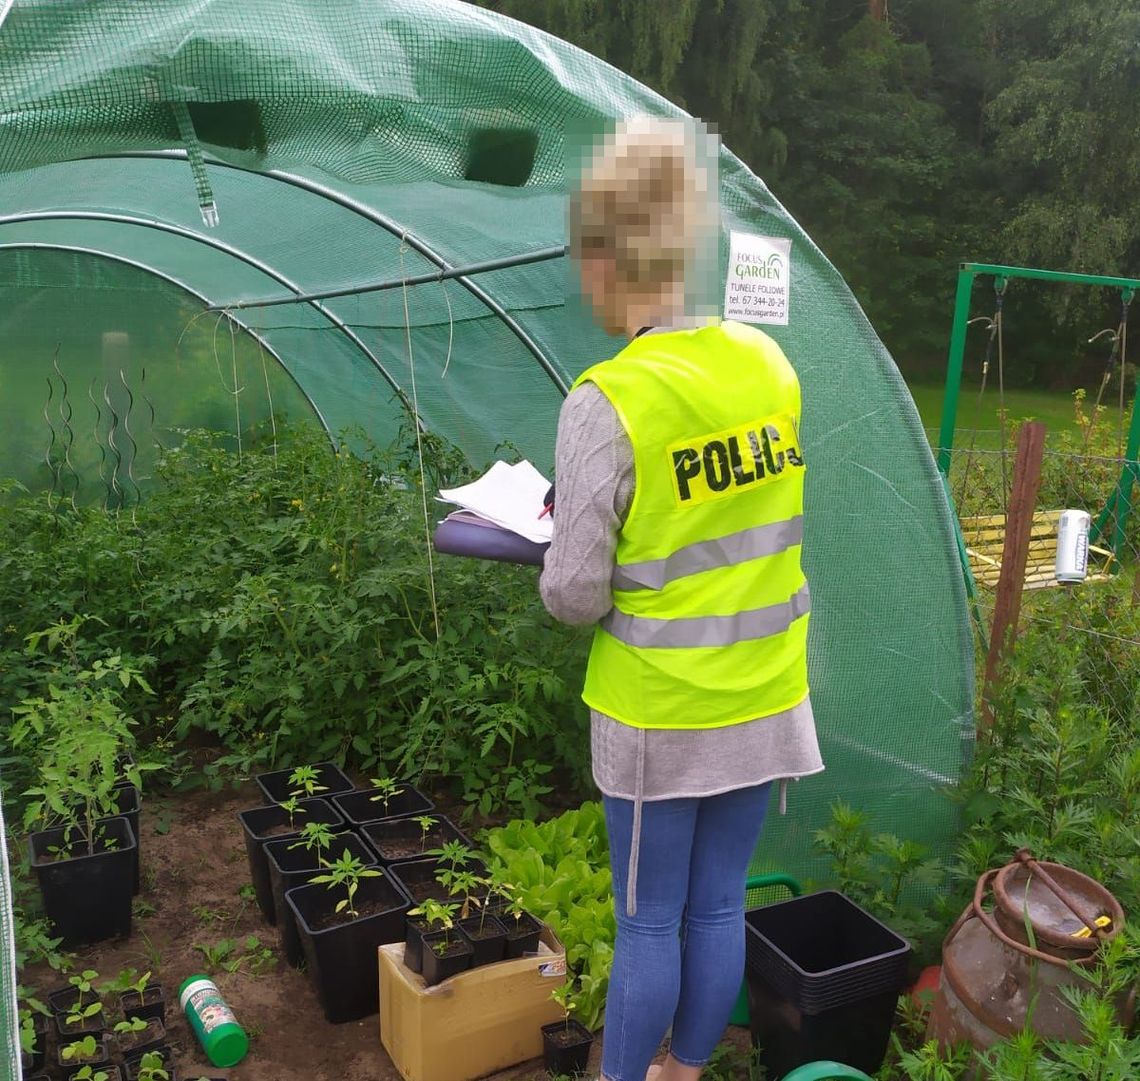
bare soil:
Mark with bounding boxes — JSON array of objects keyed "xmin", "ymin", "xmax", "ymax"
[{"xmin": 22, "ymin": 783, "xmax": 608, "ymax": 1081}]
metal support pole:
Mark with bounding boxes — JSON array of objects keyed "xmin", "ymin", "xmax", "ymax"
[
  {"xmin": 212, "ymin": 245, "xmax": 569, "ymax": 311},
  {"xmin": 936, "ymin": 267, "xmax": 976, "ymax": 477}
]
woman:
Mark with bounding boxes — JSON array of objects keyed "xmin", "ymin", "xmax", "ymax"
[{"xmin": 539, "ymin": 118, "xmax": 823, "ymax": 1081}]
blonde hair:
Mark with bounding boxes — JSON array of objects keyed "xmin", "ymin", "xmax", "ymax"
[{"xmin": 571, "ymin": 117, "xmax": 713, "ymax": 303}]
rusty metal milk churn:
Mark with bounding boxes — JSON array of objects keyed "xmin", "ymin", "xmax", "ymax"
[{"xmin": 927, "ymin": 849, "xmax": 1130, "ymax": 1049}]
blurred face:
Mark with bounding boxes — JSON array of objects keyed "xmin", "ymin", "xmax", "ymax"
[{"xmin": 578, "ymin": 252, "xmax": 626, "ymax": 337}]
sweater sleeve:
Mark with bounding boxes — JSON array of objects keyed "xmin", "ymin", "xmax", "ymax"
[{"xmin": 539, "ymin": 383, "xmax": 634, "ymax": 627}]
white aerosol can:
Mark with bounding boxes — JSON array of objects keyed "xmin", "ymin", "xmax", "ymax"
[{"xmin": 1055, "ymin": 509, "xmax": 1091, "ymax": 583}]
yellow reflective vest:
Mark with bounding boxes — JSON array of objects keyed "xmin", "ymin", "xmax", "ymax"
[{"xmin": 571, "ymin": 321, "xmax": 809, "ymax": 729}]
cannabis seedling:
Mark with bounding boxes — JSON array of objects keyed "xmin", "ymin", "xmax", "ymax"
[
  {"xmin": 412, "ymin": 814, "xmax": 436, "ymax": 854},
  {"xmin": 445, "ymin": 868, "xmax": 483, "ymax": 920},
  {"xmin": 409, "ymin": 898, "xmax": 459, "ymax": 952},
  {"xmin": 288, "ymin": 765, "xmax": 328, "ymax": 800},
  {"xmin": 368, "ymin": 776, "xmax": 403, "ymax": 816},
  {"xmin": 288, "ymin": 820, "xmax": 336, "ymax": 867},
  {"xmin": 278, "ymin": 795, "xmax": 305, "ymax": 830},
  {"xmin": 309, "ymin": 849, "xmax": 381, "ymax": 918}
]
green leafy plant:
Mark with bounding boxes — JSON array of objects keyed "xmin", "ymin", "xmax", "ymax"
[
  {"xmin": 60, "ymin": 969, "xmax": 105, "ymax": 1029},
  {"xmin": 193, "ymin": 934, "xmax": 276, "ymax": 975},
  {"xmin": 99, "ymin": 967, "xmax": 149, "ymax": 996},
  {"xmin": 114, "ymin": 1016, "xmax": 147, "ymax": 1035},
  {"xmin": 812, "ymin": 800, "xmax": 947, "ymax": 961},
  {"xmin": 412, "ymin": 814, "xmax": 436, "ymax": 853},
  {"xmin": 18, "ymin": 1010, "xmax": 38, "ymax": 1057},
  {"xmin": 288, "ymin": 819, "xmax": 336, "ymax": 866},
  {"xmin": 408, "ymin": 898, "xmax": 459, "ymax": 951},
  {"xmin": 309, "ymin": 848, "xmax": 381, "ymax": 918},
  {"xmin": 70, "ymin": 1067, "xmax": 110, "ymax": 1081},
  {"xmin": 12, "ymin": 650, "xmax": 152, "ymax": 856},
  {"xmin": 135, "ymin": 1049, "xmax": 171, "ymax": 1081},
  {"xmin": 287, "ymin": 764, "xmax": 328, "ymax": 799},
  {"xmin": 369, "ymin": 776, "xmax": 403, "ymax": 815},
  {"xmin": 61, "ymin": 1034, "xmax": 100, "ymax": 1062},
  {"xmin": 278, "ymin": 794, "xmax": 305, "ymax": 830},
  {"xmin": 484, "ymin": 802, "xmax": 613, "ymax": 1029}
]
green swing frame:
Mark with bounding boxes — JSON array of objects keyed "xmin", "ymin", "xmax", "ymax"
[{"xmin": 935, "ymin": 262, "xmax": 1140, "ymax": 606}]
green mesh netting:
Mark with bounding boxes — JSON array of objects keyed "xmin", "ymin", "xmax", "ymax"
[{"xmin": 0, "ymin": 1, "xmax": 974, "ymax": 1048}]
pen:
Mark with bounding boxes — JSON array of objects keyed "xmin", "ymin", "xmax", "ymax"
[{"xmin": 537, "ymin": 503, "xmax": 553, "ymax": 520}]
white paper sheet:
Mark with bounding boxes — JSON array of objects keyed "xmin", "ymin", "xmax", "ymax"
[{"xmin": 437, "ymin": 460, "xmax": 553, "ymax": 544}]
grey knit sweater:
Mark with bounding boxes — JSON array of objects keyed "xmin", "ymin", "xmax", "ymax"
[{"xmin": 538, "ymin": 380, "xmax": 824, "ymax": 806}]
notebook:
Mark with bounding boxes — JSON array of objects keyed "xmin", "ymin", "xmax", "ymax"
[{"xmin": 433, "ymin": 460, "xmax": 552, "ymax": 566}]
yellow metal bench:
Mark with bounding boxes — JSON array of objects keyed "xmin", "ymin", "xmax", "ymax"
[{"xmin": 960, "ymin": 510, "xmax": 1116, "ymax": 590}]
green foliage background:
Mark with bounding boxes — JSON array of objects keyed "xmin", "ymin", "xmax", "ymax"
[
  {"xmin": 477, "ymin": 0, "xmax": 1140, "ymax": 384},
  {"xmin": 0, "ymin": 427, "xmax": 591, "ymax": 820}
]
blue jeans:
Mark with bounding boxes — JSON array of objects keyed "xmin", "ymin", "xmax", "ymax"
[{"xmin": 601, "ymin": 784, "xmax": 772, "ymax": 1081}]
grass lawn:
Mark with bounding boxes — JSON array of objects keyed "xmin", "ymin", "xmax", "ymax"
[{"xmin": 906, "ymin": 381, "xmax": 1094, "ymax": 446}]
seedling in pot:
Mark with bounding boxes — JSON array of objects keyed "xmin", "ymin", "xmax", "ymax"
[
  {"xmin": 19, "ymin": 1010, "xmax": 40, "ymax": 1060},
  {"xmin": 309, "ymin": 848, "xmax": 381, "ymax": 918},
  {"xmin": 409, "ymin": 898, "xmax": 459, "ymax": 950},
  {"xmin": 60, "ymin": 971, "xmax": 104, "ymax": 1033},
  {"xmin": 429, "ymin": 839, "xmax": 472, "ymax": 873},
  {"xmin": 134, "ymin": 1050, "xmax": 171, "ymax": 1081},
  {"xmin": 543, "ymin": 978, "xmax": 595, "ymax": 1076},
  {"xmin": 412, "ymin": 814, "xmax": 436, "ymax": 854},
  {"xmin": 368, "ymin": 776, "xmax": 403, "ymax": 816},
  {"xmin": 288, "ymin": 820, "xmax": 336, "ymax": 866},
  {"xmin": 445, "ymin": 868, "xmax": 484, "ymax": 920},
  {"xmin": 18, "ymin": 985, "xmax": 49, "ymax": 1048},
  {"xmin": 71, "ymin": 1068, "xmax": 112, "ymax": 1081},
  {"xmin": 278, "ymin": 795, "xmax": 306, "ymax": 831},
  {"xmin": 287, "ymin": 765, "xmax": 328, "ymax": 800},
  {"xmin": 114, "ymin": 1018, "xmax": 148, "ymax": 1039},
  {"xmin": 61, "ymin": 1035, "xmax": 101, "ymax": 1063}
]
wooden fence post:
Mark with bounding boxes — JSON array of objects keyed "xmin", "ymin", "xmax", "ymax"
[{"xmin": 980, "ymin": 421, "xmax": 1046, "ymax": 734}]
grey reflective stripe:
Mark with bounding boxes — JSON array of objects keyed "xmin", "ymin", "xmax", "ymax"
[
  {"xmin": 612, "ymin": 515, "xmax": 804, "ymax": 592},
  {"xmin": 601, "ymin": 582, "xmax": 811, "ymax": 649}
]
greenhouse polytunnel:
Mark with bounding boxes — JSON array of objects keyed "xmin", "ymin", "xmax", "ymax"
[{"xmin": 0, "ymin": 0, "xmax": 973, "ymax": 1068}]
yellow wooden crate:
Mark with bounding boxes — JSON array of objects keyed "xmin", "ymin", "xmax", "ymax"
[{"xmin": 960, "ymin": 510, "xmax": 1116, "ymax": 589}]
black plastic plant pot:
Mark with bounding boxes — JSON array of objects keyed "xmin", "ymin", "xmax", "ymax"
[
  {"xmin": 331, "ymin": 782, "xmax": 433, "ymax": 827},
  {"xmin": 55, "ymin": 1004, "xmax": 107, "ymax": 1041},
  {"xmin": 24, "ymin": 1074, "xmax": 51, "ymax": 1081},
  {"xmin": 421, "ymin": 930, "xmax": 474, "ymax": 987},
  {"xmin": 503, "ymin": 911, "xmax": 544, "ymax": 958},
  {"xmin": 238, "ymin": 797, "xmax": 344, "ymax": 925},
  {"xmin": 286, "ymin": 868, "xmax": 411, "ymax": 1023},
  {"xmin": 358, "ymin": 814, "xmax": 472, "ymax": 865},
  {"xmin": 57, "ymin": 1035, "xmax": 111, "ymax": 1071},
  {"xmin": 122, "ymin": 1042, "xmax": 174, "ymax": 1081},
  {"xmin": 69, "ymin": 1069, "xmax": 123, "ymax": 1081},
  {"xmin": 265, "ymin": 831, "xmax": 375, "ymax": 968},
  {"xmin": 49, "ymin": 984, "xmax": 93, "ymax": 1015},
  {"xmin": 114, "ymin": 1017, "xmax": 166, "ymax": 1059},
  {"xmin": 403, "ymin": 916, "xmax": 431, "ymax": 974},
  {"xmin": 255, "ymin": 761, "xmax": 355, "ymax": 805},
  {"xmin": 541, "ymin": 1019, "xmax": 594, "ymax": 1077},
  {"xmin": 112, "ymin": 783, "xmax": 142, "ymax": 895},
  {"xmin": 386, "ymin": 856, "xmax": 489, "ymax": 907},
  {"xmin": 119, "ymin": 983, "xmax": 166, "ymax": 1026},
  {"xmin": 458, "ymin": 913, "xmax": 508, "ymax": 967},
  {"xmin": 743, "ymin": 890, "xmax": 911, "ymax": 1076},
  {"xmin": 30, "ymin": 817, "xmax": 136, "ymax": 947}
]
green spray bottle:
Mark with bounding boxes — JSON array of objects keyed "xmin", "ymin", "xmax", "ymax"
[{"xmin": 179, "ymin": 974, "xmax": 249, "ymax": 1068}]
